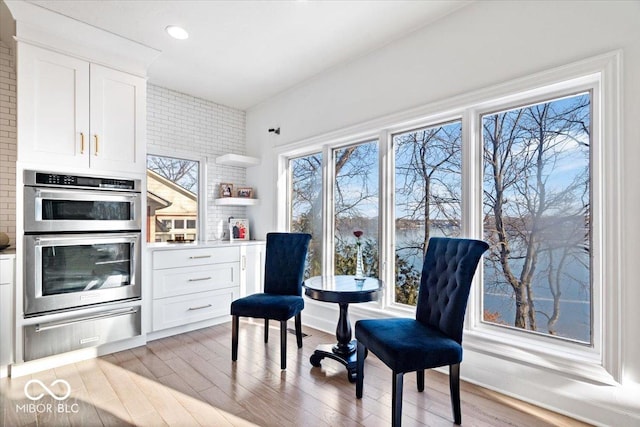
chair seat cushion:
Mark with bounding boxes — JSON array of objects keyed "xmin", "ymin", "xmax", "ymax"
[
  {"xmin": 355, "ymin": 318, "xmax": 462, "ymax": 373},
  {"xmin": 231, "ymin": 294, "xmax": 304, "ymax": 321}
]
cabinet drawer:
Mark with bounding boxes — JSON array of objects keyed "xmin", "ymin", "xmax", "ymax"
[
  {"xmin": 153, "ymin": 263, "xmax": 239, "ymax": 299},
  {"xmin": 24, "ymin": 306, "xmax": 141, "ymax": 361},
  {"xmin": 153, "ymin": 247, "xmax": 239, "ymax": 269},
  {"xmin": 152, "ymin": 288, "xmax": 238, "ymax": 331},
  {"xmin": 0, "ymin": 259, "xmax": 13, "ymax": 285}
]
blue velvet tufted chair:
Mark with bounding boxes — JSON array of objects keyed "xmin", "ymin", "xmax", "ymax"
[
  {"xmin": 231, "ymin": 232, "xmax": 311, "ymax": 370},
  {"xmin": 355, "ymin": 237, "xmax": 489, "ymax": 426}
]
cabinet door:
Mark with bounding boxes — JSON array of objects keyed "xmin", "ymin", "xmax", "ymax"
[
  {"xmin": 17, "ymin": 44, "xmax": 90, "ymax": 166},
  {"xmin": 242, "ymin": 243, "xmax": 266, "ymax": 296},
  {"xmin": 89, "ymin": 64, "xmax": 146, "ymax": 173}
]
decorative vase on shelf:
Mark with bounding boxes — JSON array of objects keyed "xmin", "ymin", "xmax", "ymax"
[{"xmin": 354, "ymin": 230, "xmax": 365, "ymax": 281}]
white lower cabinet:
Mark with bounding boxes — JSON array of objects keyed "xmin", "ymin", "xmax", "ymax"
[
  {"xmin": 151, "ymin": 246, "xmax": 240, "ymax": 332},
  {"xmin": 242, "ymin": 243, "xmax": 265, "ymax": 296},
  {"xmin": 1, "ymin": 256, "xmax": 15, "ymax": 376}
]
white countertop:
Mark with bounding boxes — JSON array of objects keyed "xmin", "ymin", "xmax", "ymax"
[
  {"xmin": 0, "ymin": 248, "xmax": 16, "ymax": 259},
  {"xmin": 147, "ymin": 240, "xmax": 265, "ymax": 251}
]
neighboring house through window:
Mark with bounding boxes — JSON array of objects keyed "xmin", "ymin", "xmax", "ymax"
[{"xmin": 147, "ymin": 154, "xmax": 199, "ymax": 242}]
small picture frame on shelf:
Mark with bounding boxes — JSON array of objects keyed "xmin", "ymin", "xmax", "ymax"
[
  {"xmin": 237, "ymin": 187, "xmax": 253, "ymax": 198},
  {"xmin": 229, "ymin": 218, "xmax": 250, "ymax": 241},
  {"xmin": 219, "ymin": 183, "xmax": 234, "ymax": 198}
]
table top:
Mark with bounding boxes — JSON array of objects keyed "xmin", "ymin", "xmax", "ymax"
[{"xmin": 303, "ymin": 275, "xmax": 382, "ymax": 304}]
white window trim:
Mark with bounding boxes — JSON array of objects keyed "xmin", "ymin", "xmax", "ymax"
[
  {"xmin": 277, "ymin": 51, "xmax": 622, "ymax": 384},
  {"xmin": 463, "ymin": 52, "xmax": 621, "ymax": 385}
]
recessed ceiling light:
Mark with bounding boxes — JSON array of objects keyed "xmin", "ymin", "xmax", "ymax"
[{"xmin": 166, "ymin": 25, "xmax": 189, "ymax": 40}]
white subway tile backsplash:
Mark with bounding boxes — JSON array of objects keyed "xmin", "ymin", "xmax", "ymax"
[{"xmin": 147, "ymin": 84, "xmax": 249, "ymax": 241}]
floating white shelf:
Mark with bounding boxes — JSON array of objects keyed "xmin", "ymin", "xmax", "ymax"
[
  {"xmin": 215, "ymin": 154, "xmax": 260, "ymax": 167},
  {"xmin": 214, "ymin": 197, "xmax": 259, "ymax": 206}
]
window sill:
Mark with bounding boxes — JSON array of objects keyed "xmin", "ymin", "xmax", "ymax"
[{"xmin": 462, "ymin": 329, "xmax": 617, "ymax": 386}]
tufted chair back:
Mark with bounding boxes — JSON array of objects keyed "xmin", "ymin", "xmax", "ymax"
[
  {"xmin": 263, "ymin": 232, "xmax": 312, "ymax": 295},
  {"xmin": 415, "ymin": 237, "xmax": 490, "ymax": 344}
]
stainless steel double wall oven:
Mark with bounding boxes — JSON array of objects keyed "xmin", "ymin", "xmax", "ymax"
[{"xmin": 22, "ymin": 170, "xmax": 142, "ymax": 360}]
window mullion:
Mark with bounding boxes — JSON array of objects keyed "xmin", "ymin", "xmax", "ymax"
[
  {"xmin": 464, "ymin": 108, "xmax": 483, "ymax": 332},
  {"xmin": 378, "ymin": 130, "xmax": 393, "ymax": 308},
  {"xmin": 322, "ymin": 144, "xmax": 335, "ymax": 276}
]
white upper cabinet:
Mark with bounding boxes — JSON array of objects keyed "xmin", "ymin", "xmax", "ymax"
[
  {"xmin": 18, "ymin": 45, "xmax": 90, "ymax": 165},
  {"xmin": 17, "ymin": 43, "xmax": 146, "ymax": 173},
  {"xmin": 89, "ymin": 63, "xmax": 145, "ymax": 172}
]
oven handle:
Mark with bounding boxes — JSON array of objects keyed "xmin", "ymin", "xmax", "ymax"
[
  {"xmin": 32, "ymin": 233, "xmax": 140, "ymax": 244},
  {"xmin": 34, "ymin": 307, "xmax": 138, "ymax": 332},
  {"xmin": 33, "ymin": 187, "xmax": 140, "ymax": 200}
]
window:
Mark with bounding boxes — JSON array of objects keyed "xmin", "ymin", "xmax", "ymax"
[
  {"xmin": 281, "ymin": 53, "xmax": 618, "ymax": 379},
  {"xmin": 290, "ymin": 152, "xmax": 323, "ymax": 277},
  {"xmin": 481, "ymin": 93, "xmax": 592, "ymax": 344},
  {"xmin": 333, "ymin": 141, "xmax": 379, "ymax": 277},
  {"xmin": 147, "ymin": 154, "xmax": 200, "ymax": 243},
  {"xmin": 393, "ymin": 122, "xmax": 462, "ymax": 306}
]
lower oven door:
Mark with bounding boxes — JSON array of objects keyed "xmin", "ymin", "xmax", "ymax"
[{"xmin": 24, "ymin": 233, "xmax": 141, "ymax": 316}]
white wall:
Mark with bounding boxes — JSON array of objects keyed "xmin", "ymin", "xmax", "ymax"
[
  {"xmin": 147, "ymin": 84, "xmax": 250, "ymax": 240},
  {"xmin": 246, "ymin": 1, "xmax": 640, "ymax": 425}
]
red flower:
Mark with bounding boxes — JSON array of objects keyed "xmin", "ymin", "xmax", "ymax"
[{"xmin": 353, "ymin": 230, "xmax": 363, "ymax": 238}]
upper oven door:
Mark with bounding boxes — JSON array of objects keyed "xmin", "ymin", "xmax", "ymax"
[{"xmin": 24, "ymin": 186, "xmax": 141, "ymax": 232}]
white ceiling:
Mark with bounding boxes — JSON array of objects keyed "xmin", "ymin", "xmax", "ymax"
[{"xmin": 26, "ymin": 0, "xmax": 471, "ymax": 110}]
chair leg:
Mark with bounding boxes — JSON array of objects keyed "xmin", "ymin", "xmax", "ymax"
[
  {"xmin": 392, "ymin": 371, "xmax": 404, "ymax": 427},
  {"xmin": 417, "ymin": 369, "xmax": 425, "ymax": 392},
  {"xmin": 356, "ymin": 341, "xmax": 366, "ymax": 398},
  {"xmin": 231, "ymin": 315, "xmax": 239, "ymax": 362},
  {"xmin": 264, "ymin": 318, "xmax": 269, "ymax": 343},
  {"xmin": 450, "ymin": 363, "xmax": 461, "ymax": 425},
  {"xmin": 295, "ymin": 313, "xmax": 303, "ymax": 348},
  {"xmin": 280, "ymin": 320, "xmax": 287, "ymax": 370}
]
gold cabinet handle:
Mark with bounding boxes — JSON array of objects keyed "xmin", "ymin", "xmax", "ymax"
[
  {"xmin": 80, "ymin": 132, "xmax": 85, "ymax": 154},
  {"xmin": 94, "ymin": 134, "xmax": 99, "ymax": 156}
]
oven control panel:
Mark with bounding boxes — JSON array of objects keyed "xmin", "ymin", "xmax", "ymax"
[{"xmin": 26, "ymin": 171, "xmax": 139, "ymax": 191}]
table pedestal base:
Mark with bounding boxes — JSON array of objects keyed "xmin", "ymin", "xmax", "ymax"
[{"xmin": 310, "ymin": 340, "xmax": 363, "ymax": 383}]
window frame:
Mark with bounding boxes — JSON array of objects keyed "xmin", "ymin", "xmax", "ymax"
[
  {"xmin": 331, "ymin": 138, "xmax": 381, "ymax": 278},
  {"xmin": 388, "ymin": 119, "xmax": 465, "ymax": 308},
  {"xmin": 276, "ymin": 51, "xmax": 621, "ymax": 383},
  {"xmin": 465, "ymin": 84, "xmax": 600, "ymax": 361}
]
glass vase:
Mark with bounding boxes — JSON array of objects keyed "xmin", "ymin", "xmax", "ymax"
[{"xmin": 355, "ymin": 244, "xmax": 365, "ymax": 280}]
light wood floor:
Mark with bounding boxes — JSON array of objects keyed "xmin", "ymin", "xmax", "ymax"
[{"xmin": 0, "ymin": 320, "xmax": 591, "ymax": 427}]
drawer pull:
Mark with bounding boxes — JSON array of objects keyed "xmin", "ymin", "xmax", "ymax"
[
  {"xmin": 188, "ymin": 276, "xmax": 212, "ymax": 282},
  {"xmin": 189, "ymin": 255, "xmax": 212, "ymax": 259},
  {"xmin": 188, "ymin": 304, "xmax": 213, "ymax": 311},
  {"xmin": 35, "ymin": 308, "xmax": 138, "ymax": 332}
]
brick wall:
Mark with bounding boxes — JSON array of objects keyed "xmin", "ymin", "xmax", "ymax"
[
  {"xmin": 0, "ymin": 40, "xmax": 16, "ymax": 247},
  {"xmin": 147, "ymin": 84, "xmax": 250, "ymax": 241}
]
